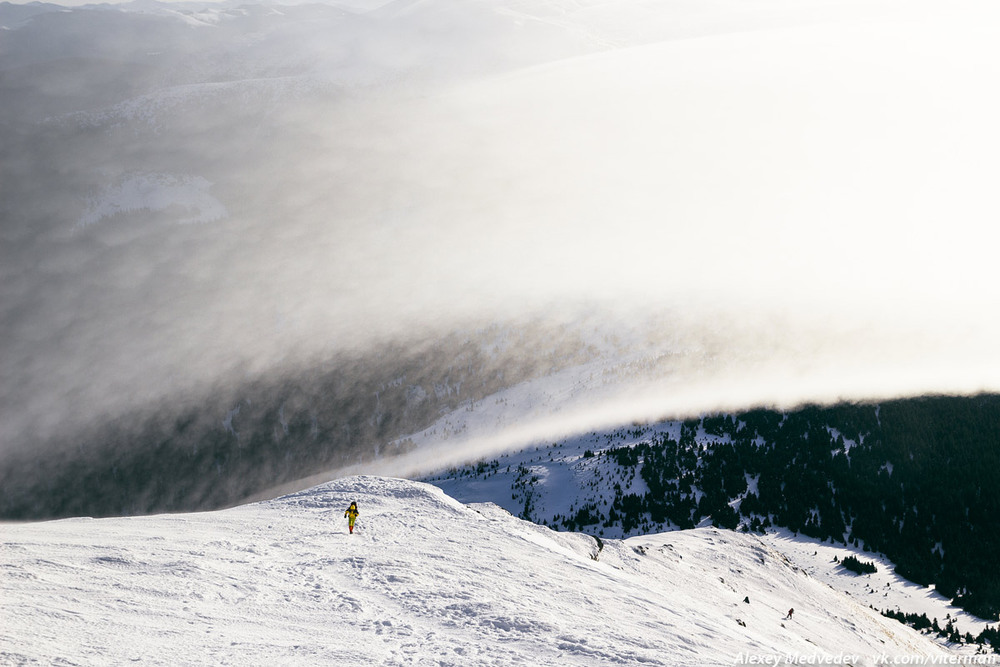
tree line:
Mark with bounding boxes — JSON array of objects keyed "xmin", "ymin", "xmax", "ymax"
[{"xmin": 560, "ymin": 396, "xmax": 1000, "ymax": 621}]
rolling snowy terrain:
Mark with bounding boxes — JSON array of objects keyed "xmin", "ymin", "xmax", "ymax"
[
  {"xmin": 422, "ymin": 420, "xmax": 998, "ymax": 644},
  {"xmin": 0, "ymin": 476, "xmax": 965, "ymax": 665}
]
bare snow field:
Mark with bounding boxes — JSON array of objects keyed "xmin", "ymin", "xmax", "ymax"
[{"xmin": 1, "ymin": 476, "xmax": 961, "ymax": 666}]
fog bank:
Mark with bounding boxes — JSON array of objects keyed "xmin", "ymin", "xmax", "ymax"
[{"xmin": 2, "ymin": 0, "xmax": 1000, "ymax": 512}]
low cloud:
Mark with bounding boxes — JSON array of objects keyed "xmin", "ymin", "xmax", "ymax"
[{"xmin": 2, "ymin": 0, "xmax": 1000, "ymax": 507}]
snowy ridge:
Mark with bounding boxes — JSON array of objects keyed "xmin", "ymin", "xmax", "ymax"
[
  {"xmin": 423, "ymin": 426, "xmax": 994, "ymax": 646},
  {"xmin": 0, "ymin": 476, "xmax": 960, "ymax": 665}
]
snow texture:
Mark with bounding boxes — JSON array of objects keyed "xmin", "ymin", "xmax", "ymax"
[{"xmin": 0, "ymin": 476, "xmax": 962, "ymax": 665}]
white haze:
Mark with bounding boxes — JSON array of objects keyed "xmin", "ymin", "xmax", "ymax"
[{"xmin": 3, "ymin": 0, "xmax": 1000, "ymax": 465}]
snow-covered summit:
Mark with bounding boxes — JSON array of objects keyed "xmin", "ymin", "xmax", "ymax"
[{"xmin": 1, "ymin": 476, "xmax": 956, "ymax": 665}]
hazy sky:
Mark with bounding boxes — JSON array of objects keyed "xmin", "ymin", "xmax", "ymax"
[{"xmin": 4, "ymin": 0, "xmax": 1000, "ymax": 467}]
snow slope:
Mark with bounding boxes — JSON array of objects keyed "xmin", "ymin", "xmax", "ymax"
[
  {"xmin": 423, "ymin": 424, "xmax": 994, "ymax": 644},
  {"xmin": 1, "ymin": 476, "xmax": 958, "ymax": 665},
  {"xmin": 765, "ymin": 530, "xmax": 996, "ymax": 641}
]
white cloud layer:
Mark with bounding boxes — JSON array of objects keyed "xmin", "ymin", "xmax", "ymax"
[{"xmin": 3, "ymin": 0, "xmax": 1000, "ymax": 459}]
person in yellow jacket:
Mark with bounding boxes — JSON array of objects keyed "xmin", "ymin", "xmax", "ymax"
[{"xmin": 344, "ymin": 501, "xmax": 359, "ymax": 534}]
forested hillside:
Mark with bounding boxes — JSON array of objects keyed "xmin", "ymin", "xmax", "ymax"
[{"xmin": 436, "ymin": 396, "xmax": 1000, "ymax": 620}]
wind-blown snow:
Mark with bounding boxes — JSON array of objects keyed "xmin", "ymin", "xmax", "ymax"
[
  {"xmin": 5, "ymin": 0, "xmax": 1000, "ymax": 463},
  {"xmin": 0, "ymin": 476, "xmax": 961, "ymax": 665}
]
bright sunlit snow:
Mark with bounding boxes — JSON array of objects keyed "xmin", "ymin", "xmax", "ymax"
[{"xmin": 0, "ymin": 476, "xmax": 962, "ymax": 665}]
